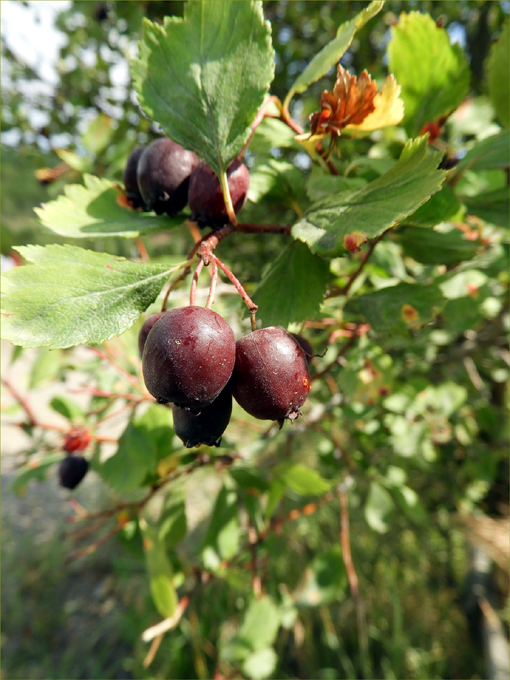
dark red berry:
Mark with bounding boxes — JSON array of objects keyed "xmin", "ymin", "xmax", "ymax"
[
  {"xmin": 59, "ymin": 456, "xmax": 89, "ymax": 489},
  {"xmin": 137, "ymin": 138, "xmax": 198, "ymax": 215},
  {"xmin": 138, "ymin": 312, "xmax": 166, "ymax": 357},
  {"xmin": 142, "ymin": 306, "xmax": 236, "ymax": 408},
  {"xmin": 188, "ymin": 158, "xmax": 249, "ymax": 228},
  {"xmin": 63, "ymin": 427, "xmax": 92, "ymax": 453},
  {"xmin": 290, "ymin": 334, "xmax": 314, "ymax": 365},
  {"xmin": 232, "ymin": 327, "xmax": 311, "ymax": 425},
  {"xmin": 123, "ymin": 146, "xmax": 148, "ymax": 210},
  {"xmin": 172, "ymin": 385, "xmax": 232, "ymax": 448}
]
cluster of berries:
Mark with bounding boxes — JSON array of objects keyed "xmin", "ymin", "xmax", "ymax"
[
  {"xmin": 123, "ymin": 138, "xmax": 250, "ymax": 228},
  {"xmin": 139, "ymin": 306, "xmax": 312, "ymax": 448}
]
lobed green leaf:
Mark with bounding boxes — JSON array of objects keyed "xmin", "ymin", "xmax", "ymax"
[
  {"xmin": 1, "ymin": 245, "xmax": 185, "ymax": 349},
  {"xmin": 132, "ymin": 1, "xmax": 274, "ymax": 178},
  {"xmin": 292, "ymin": 137, "xmax": 446, "ymax": 257},
  {"xmin": 344, "ymin": 282, "xmax": 446, "ymax": 335},
  {"xmin": 388, "ymin": 11, "xmax": 470, "ymax": 135},
  {"xmin": 34, "ymin": 174, "xmax": 179, "ymax": 238},
  {"xmin": 253, "ymin": 240, "xmax": 330, "ymax": 327}
]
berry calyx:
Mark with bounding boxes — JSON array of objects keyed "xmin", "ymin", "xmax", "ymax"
[
  {"xmin": 142, "ymin": 306, "xmax": 236, "ymax": 408},
  {"xmin": 188, "ymin": 158, "xmax": 249, "ymax": 228},
  {"xmin": 138, "ymin": 312, "xmax": 166, "ymax": 357},
  {"xmin": 172, "ymin": 385, "xmax": 232, "ymax": 448},
  {"xmin": 232, "ymin": 327, "xmax": 311, "ymax": 425},
  {"xmin": 123, "ymin": 146, "xmax": 148, "ymax": 210},
  {"xmin": 59, "ymin": 456, "xmax": 89, "ymax": 490},
  {"xmin": 137, "ymin": 138, "xmax": 198, "ymax": 215}
]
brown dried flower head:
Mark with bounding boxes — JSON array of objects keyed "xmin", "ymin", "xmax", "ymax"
[{"xmin": 310, "ymin": 64, "xmax": 378, "ymax": 137}]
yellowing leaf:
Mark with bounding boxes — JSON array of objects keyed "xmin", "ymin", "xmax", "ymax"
[{"xmin": 344, "ymin": 75, "xmax": 404, "ymax": 132}]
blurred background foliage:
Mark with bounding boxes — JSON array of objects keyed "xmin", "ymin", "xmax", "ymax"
[{"xmin": 1, "ymin": 2, "xmax": 509, "ymax": 680}]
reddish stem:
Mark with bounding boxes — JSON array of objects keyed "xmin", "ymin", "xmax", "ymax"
[
  {"xmin": 213, "ymin": 255, "xmax": 258, "ymax": 315},
  {"xmin": 135, "ymin": 237, "xmax": 150, "ymax": 262},
  {"xmin": 206, "ymin": 259, "xmax": 218, "ymax": 310},
  {"xmin": 326, "ymin": 231, "xmax": 389, "ymax": 300},
  {"xmin": 2, "ymin": 376, "xmax": 37, "ymax": 426},
  {"xmin": 88, "ymin": 346, "xmax": 144, "ymax": 393},
  {"xmin": 190, "ymin": 258, "xmax": 204, "ymax": 306}
]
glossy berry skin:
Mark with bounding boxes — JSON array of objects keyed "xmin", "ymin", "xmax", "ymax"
[
  {"xmin": 138, "ymin": 312, "xmax": 166, "ymax": 357},
  {"xmin": 142, "ymin": 306, "xmax": 236, "ymax": 408},
  {"xmin": 290, "ymin": 334, "xmax": 314, "ymax": 365},
  {"xmin": 189, "ymin": 158, "xmax": 249, "ymax": 228},
  {"xmin": 137, "ymin": 138, "xmax": 198, "ymax": 215},
  {"xmin": 123, "ymin": 146, "xmax": 147, "ymax": 210},
  {"xmin": 59, "ymin": 456, "xmax": 89, "ymax": 490},
  {"xmin": 172, "ymin": 385, "xmax": 232, "ymax": 448},
  {"xmin": 232, "ymin": 327, "xmax": 311, "ymax": 425}
]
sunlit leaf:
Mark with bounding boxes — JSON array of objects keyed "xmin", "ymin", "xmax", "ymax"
[{"xmin": 34, "ymin": 174, "xmax": 177, "ymax": 238}]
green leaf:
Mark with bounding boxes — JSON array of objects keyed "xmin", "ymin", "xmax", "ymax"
[
  {"xmin": 49, "ymin": 395, "xmax": 86, "ymax": 422},
  {"xmin": 29, "ymin": 347, "xmax": 62, "ymax": 388},
  {"xmin": 140, "ymin": 517, "xmax": 178, "ymax": 618},
  {"xmin": 403, "ymin": 185, "xmax": 461, "ymax": 227},
  {"xmin": 278, "ymin": 464, "xmax": 332, "ymax": 496},
  {"xmin": 344, "ymin": 282, "xmax": 446, "ymax": 335},
  {"xmin": 81, "ymin": 113, "xmax": 115, "ymax": 156},
  {"xmin": 159, "ymin": 490, "xmax": 187, "ymax": 549},
  {"xmin": 253, "ymin": 240, "xmax": 330, "ymax": 327},
  {"xmin": 55, "ymin": 148, "xmax": 93, "ymax": 174},
  {"xmin": 294, "ymin": 547, "xmax": 348, "ymax": 606},
  {"xmin": 247, "ymin": 159, "xmax": 303, "ymax": 204},
  {"xmin": 242, "ymin": 648, "xmax": 278, "ymax": 680},
  {"xmin": 132, "ymin": 1, "xmax": 274, "ymax": 178},
  {"xmin": 101, "ymin": 416, "xmax": 157, "ymax": 493},
  {"xmin": 292, "ymin": 137, "xmax": 446, "ymax": 257},
  {"xmin": 11, "ymin": 453, "xmax": 66, "ymax": 495},
  {"xmin": 238, "ymin": 596, "xmax": 280, "ymax": 652},
  {"xmin": 463, "ymin": 188, "xmax": 509, "ymax": 229},
  {"xmin": 34, "ymin": 174, "xmax": 178, "ymax": 238},
  {"xmin": 249, "ymin": 117, "xmax": 298, "ymax": 154},
  {"xmin": 202, "ymin": 485, "xmax": 240, "ymax": 570},
  {"xmin": 365, "ymin": 480, "xmax": 394, "ymax": 533},
  {"xmin": 454, "ymin": 131, "xmax": 510, "ymax": 174},
  {"xmin": 136, "ymin": 404, "xmax": 175, "ymax": 462},
  {"xmin": 306, "ymin": 173, "xmax": 366, "ymax": 203},
  {"xmin": 395, "ymin": 227, "xmax": 479, "ymax": 266},
  {"xmin": 488, "ymin": 21, "xmax": 509, "ymax": 128},
  {"xmin": 1, "ymin": 244, "xmax": 183, "ymax": 349},
  {"xmin": 388, "ymin": 12, "xmax": 470, "ymax": 135},
  {"xmin": 285, "ymin": 1, "xmax": 383, "ymax": 105}
]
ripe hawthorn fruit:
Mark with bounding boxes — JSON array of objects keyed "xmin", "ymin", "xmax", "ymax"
[
  {"xmin": 59, "ymin": 455, "xmax": 89, "ymax": 490},
  {"xmin": 138, "ymin": 312, "xmax": 166, "ymax": 357},
  {"xmin": 290, "ymin": 333, "xmax": 314, "ymax": 365},
  {"xmin": 232, "ymin": 327, "xmax": 311, "ymax": 425},
  {"xmin": 137, "ymin": 138, "xmax": 198, "ymax": 215},
  {"xmin": 123, "ymin": 146, "xmax": 147, "ymax": 210},
  {"xmin": 63, "ymin": 427, "xmax": 92, "ymax": 453},
  {"xmin": 188, "ymin": 158, "xmax": 249, "ymax": 228},
  {"xmin": 142, "ymin": 306, "xmax": 236, "ymax": 408},
  {"xmin": 172, "ymin": 385, "xmax": 232, "ymax": 448}
]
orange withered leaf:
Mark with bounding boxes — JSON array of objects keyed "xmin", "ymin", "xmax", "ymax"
[{"xmin": 310, "ymin": 65, "xmax": 378, "ymax": 137}]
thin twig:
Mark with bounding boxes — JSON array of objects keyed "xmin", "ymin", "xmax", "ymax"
[
  {"xmin": 326, "ymin": 231, "xmax": 389, "ymax": 300},
  {"xmin": 206, "ymin": 259, "xmax": 218, "ymax": 310},
  {"xmin": 213, "ymin": 256, "xmax": 258, "ymax": 314},
  {"xmin": 1, "ymin": 377, "xmax": 37, "ymax": 426},
  {"xmin": 65, "ymin": 519, "xmax": 128, "ymax": 562},
  {"xmin": 190, "ymin": 258, "xmax": 204, "ymax": 306},
  {"xmin": 135, "ymin": 237, "xmax": 150, "ymax": 262},
  {"xmin": 88, "ymin": 346, "xmax": 144, "ymax": 393}
]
